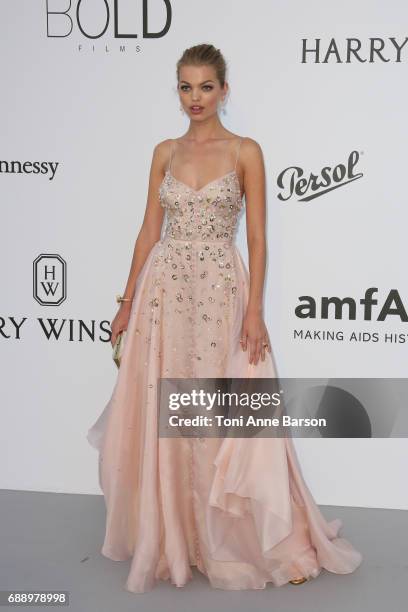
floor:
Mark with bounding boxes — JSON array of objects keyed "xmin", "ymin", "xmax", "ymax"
[{"xmin": 0, "ymin": 489, "xmax": 406, "ymax": 612}]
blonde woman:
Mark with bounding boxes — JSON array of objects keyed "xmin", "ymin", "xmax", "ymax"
[{"xmin": 87, "ymin": 43, "xmax": 362, "ymax": 593}]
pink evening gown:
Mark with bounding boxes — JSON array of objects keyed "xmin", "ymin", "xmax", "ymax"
[{"xmin": 87, "ymin": 136, "xmax": 363, "ymax": 593}]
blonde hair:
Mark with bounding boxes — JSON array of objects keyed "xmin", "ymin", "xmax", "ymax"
[{"xmin": 176, "ymin": 43, "xmax": 227, "ymax": 87}]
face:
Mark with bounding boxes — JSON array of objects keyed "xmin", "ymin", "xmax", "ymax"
[{"xmin": 178, "ymin": 64, "xmax": 227, "ymax": 120}]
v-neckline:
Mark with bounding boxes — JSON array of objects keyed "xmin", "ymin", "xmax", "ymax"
[{"xmin": 166, "ymin": 169, "xmax": 241, "ymax": 197}]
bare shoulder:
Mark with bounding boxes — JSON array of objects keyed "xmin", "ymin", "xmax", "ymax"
[
  {"xmin": 153, "ymin": 137, "xmax": 174, "ymax": 158},
  {"xmin": 238, "ymin": 137, "xmax": 265, "ymax": 179},
  {"xmin": 151, "ymin": 138, "xmax": 174, "ymax": 172},
  {"xmin": 240, "ymin": 136, "xmax": 264, "ymax": 158},
  {"xmin": 154, "ymin": 137, "xmax": 174, "ymax": 152}
]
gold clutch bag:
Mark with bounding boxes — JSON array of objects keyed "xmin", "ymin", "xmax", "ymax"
[{"xmin": 112, "ymin": 330, "xmax": 126, "ymax": 368}]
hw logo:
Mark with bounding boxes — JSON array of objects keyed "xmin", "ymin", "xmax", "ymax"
[{"xmin": 33, "ymin": 254, "xmax": 67, "ymax": 306}]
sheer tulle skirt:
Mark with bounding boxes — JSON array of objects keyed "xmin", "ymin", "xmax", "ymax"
[{"xmin": 87, "ymin": 238, "xmax": 362, "ymax": 592}]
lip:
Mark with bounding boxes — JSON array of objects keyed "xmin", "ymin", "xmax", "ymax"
[{"xmin": 190, "ymin": 106, "xmax": 203, "ymax": 113}]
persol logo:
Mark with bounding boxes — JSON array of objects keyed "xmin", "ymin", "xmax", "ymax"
[
  {"xmin": 277, "ymin": 150, "xmax": 363, "ymax": 202},
  {"xmin": 33, "ymin": 254, "xmax": 67, "ymax": 306},
  {"xmin": 301, "ymin": 37, "xmax": 408, "ymax": 63},
  {"xmin": 295, "ymin": 288, "xmax": 408, "ymax": 321},
  {"xmin": 46, "ymin": 0, "xmax": 172, "ymax": 39}
]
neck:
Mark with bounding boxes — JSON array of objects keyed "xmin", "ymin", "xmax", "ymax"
[{"xmin": 183, "ymin": 115, "xmax": 226, "ymax": 143}]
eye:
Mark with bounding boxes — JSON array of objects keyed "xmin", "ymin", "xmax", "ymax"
[{"xmin": 179, "ymin": 84, "xmax": 214, "ymax": 92}]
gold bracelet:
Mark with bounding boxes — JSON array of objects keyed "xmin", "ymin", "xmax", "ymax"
[{"xmin": 116, "ymin": 294, "xmax": 132, "ymax": 304}]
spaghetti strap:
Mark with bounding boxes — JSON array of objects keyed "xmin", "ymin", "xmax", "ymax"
[
  {"xmin": 167, "ymin": 140, "xmax": 175, "ymax": 172},
  {"xmin": 234, "ymin": 136, "xmax": 243, "ymax": 171}
]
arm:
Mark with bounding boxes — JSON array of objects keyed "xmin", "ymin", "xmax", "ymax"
[
  {"xmin": 240, "ymin": 138, "xmax": 271, "ymax": 365},
  {"xmin": 120, "ymin": 140, "xmax": 169, "ymax": 303},
  {"xmin": 110, "ymin": 140, "xmax": 169, "ymax": 345}
]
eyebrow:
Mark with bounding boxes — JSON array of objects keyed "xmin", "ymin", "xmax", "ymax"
[{"xmin": 179, "ymin": 80, "xmax": 215, "ymax": 85}]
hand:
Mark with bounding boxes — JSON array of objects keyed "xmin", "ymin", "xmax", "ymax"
[
  {"xmin": 110, "ymin": 302, "xmax": 132, "ymax": 347},
  {"xmin": 240, "ymin": 309, "xmax": 271, "ymax": 365}
]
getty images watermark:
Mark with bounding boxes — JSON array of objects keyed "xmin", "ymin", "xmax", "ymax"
[{"xmin": 156, "ymin": 378, "xmax": 408, "ymax": 438}]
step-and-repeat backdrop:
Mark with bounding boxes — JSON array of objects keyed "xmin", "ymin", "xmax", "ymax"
[{"xmin": 1, "ymin": 0, "xmax": 407, "ymax": 508}]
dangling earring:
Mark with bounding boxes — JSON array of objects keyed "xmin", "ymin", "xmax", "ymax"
[
  {"xmin": 180, "ymin": 104, "xmax": 185, "ymax": 115},
  {"xmin": 219, "ymin": 98, "xmax": 227, "ymax": 115}
]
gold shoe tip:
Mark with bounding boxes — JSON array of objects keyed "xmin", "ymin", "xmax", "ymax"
[{"xmin": 289, "ymin": 576, "xmax": 308, "ymax": 585}]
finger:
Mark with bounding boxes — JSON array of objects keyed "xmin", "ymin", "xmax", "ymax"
[
  {"xmin": 249, "ymin": 338, "xmax": 257, "ymax": 364},
  {"xmin": 253, "ymin": 338, "xmax": 262, "ymax": 365},
  {"xmin": 247, "ymin": 338, "xmax": 252, "ymax": 362},
  {"xmin": 240, "ymin": 331, "xmax": 247, "ymax": 351},
  {"xmin": 111, "ymin": 328, "xmax": 123, "ymax": 348},
  {"xmin": 261, "ymin": 335, "xmax": 269, "ymax": 361}
]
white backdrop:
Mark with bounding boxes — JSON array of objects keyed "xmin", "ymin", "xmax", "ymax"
[{"xmin": 1, "ymin": 0, "xmax": 407, "ymax": 509}]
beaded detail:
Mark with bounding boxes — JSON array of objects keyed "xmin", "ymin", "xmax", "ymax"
[{"xmin": 159, "ymin": 169, "xmax": 244, "ymax": 243}]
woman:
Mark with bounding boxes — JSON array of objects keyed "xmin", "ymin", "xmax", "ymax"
[{"xmin": 87, "ymin": 43, "xmax": 363, "ymax": 593}]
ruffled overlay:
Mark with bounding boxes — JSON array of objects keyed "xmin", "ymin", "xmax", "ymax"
[{"xmin": 87, "ymin": 240, "xmax": 362, "ymax": 592}]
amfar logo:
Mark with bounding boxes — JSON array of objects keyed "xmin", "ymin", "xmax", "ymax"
[
  {"xmin": 295, "ymin": 288, "xmax": 408, "ymax": 321},
  {"xmin": 33, "ymin": 254, "xmax": 67, "ymax": 306},
  {"xmin": 277, "ymin": 150, "xmax": 363, "ymax": 203},
  {"xmin": 46, "ymin": 0, "xmax": 172, "ymax": 39},
  {"xmin": 301, "ymin": 37, "xmax": 408, "ymax": 63}
]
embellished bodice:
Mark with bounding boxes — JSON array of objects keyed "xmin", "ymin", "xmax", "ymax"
[{"xmin": 159, "ymin": 169, "xmax": 244, "ymax": 243}]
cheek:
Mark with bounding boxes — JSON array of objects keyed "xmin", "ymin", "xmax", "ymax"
[{"xmin": 206, "ymin": 92, "xmax": 219, "ymax": 107}]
